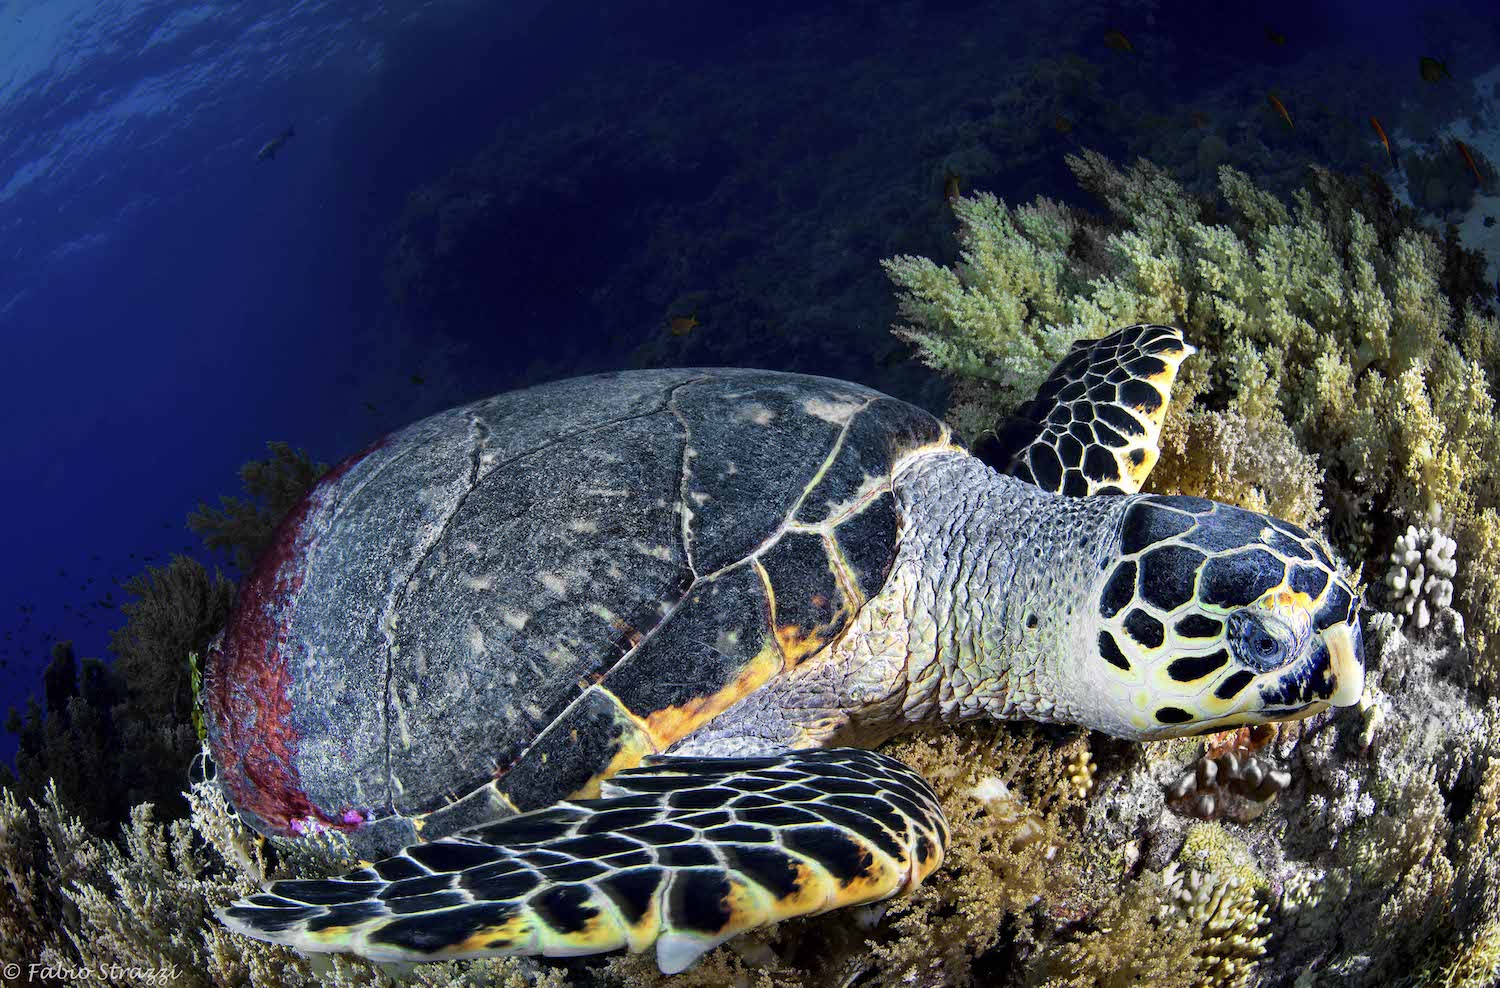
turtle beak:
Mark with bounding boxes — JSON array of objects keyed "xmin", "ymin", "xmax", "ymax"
[{"xmin": 1322, "ymin": 620, "xmax": 1365, "ymax": 707}]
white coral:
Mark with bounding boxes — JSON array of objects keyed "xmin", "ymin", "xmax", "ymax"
[
  {"xmin": 1159, "ymin": 861, "xmax": 1271, "ymax": 988},
  {"xmin": 1384, "ymin": 505, "xmax": 1458, "ymax": 632}
]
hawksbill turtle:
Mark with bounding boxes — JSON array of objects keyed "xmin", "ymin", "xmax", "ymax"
[{"xmin": 210, "ymin": 324, "xmax": 1364, "ymax": 973}]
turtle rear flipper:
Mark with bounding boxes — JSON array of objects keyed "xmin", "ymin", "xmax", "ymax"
[
  {"xmin": 217, "ymin": 748, "xmax": 948, "ymax": 974},
  {"xmin": 974, "ymin": 323, "xmax": 1195, "ymax": 496}
]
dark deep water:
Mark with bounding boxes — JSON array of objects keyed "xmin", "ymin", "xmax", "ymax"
[{"xmin": 2, "ymin": 0, "xmax": 1498, "ymax": 773}]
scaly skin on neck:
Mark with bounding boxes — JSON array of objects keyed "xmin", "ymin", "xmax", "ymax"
[{"xmin": 670, "ymin": 450, "xmax": 1130, "ymax": 757}]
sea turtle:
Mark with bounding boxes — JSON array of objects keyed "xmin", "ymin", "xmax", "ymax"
[{"xmin": 212, "ymin": 325, "xmax": 1365, "ymax": 973}]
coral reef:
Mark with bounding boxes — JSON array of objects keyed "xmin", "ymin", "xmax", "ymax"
[
  {"xmin": 1158, "ymin": 859, "xmax": 1269, "ymax": 988},
  {"xmin": 1403, "ymin": 143, "xmax": 1496, "ymax": 219},
  {"xmin": 10, "ymin": 130, "xmax": 1500, "ymax": 984}
]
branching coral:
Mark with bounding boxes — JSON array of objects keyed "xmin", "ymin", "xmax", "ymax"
[
  {"xmin": 1158, "ymin": 861, "xmax": 1270, "ymax": 988},
  {"xmin": 1383, "ymin": 505, "xmax": 1460, "ymax": 633}
]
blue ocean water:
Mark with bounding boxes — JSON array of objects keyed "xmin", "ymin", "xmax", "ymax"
[{"xmin": 0, "ymin": 0, "xmax": 1496, "ymax": 775}]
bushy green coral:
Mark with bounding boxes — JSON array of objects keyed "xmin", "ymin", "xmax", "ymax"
[
  {"xmin": 187, "ymin": 441, "xmax": 327, "ymax": 574},
  {"xmin": 884, "ymin": 151, "xmax": 1500, "ymax": 682}
]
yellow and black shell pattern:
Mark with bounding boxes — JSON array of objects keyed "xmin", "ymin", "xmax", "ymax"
[{"xmin": 203, "ymin": 368, "xmax": 949, "ymax": 852}]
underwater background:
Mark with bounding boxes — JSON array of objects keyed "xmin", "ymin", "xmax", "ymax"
[{"xmin": 4, "ymin": 0, "xmax": 1500, "ymax": 985}]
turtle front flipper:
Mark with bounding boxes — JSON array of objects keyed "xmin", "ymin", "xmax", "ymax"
[
  {"xmin": 974, "ymin": 323, "xmax": 1195, "ymax": 496},
  {"xmin": 217, "ymin": 748, "xmax": 948, "ymax": 974}
]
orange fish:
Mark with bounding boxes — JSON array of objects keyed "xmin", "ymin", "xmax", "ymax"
[
  {"xmin": 1455, "ymin": 140, "xmax": 1484, "ymax": 186},
  {"xmin": 1267, "ymin": 94, "xmax": 1293, "ymax": 129},
  {"xmin": 1103, "ymin": 29, "xmax": 1133, "ymax": 53},
  {"xmin": 1053, "ymin": 114, "xmax": 1074, "ymax": 137},
  {"xmin": 1369, "ymin": 116, "xmax": 1392, "ymax": 164},
  {"xmin": 669, "ymin": 312, "xmax": 700, "ymax": 336},
  {"xmin": 1190, "ymin": 111, "xmax": 1210, "ymax": 129},
  {"xmin": 944, "ymin": 172, "xmax": 962, "ymax": 201}
]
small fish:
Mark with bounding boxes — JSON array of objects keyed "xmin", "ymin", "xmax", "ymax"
[
  {"xmin": 256, "ymin": 125, "xmax": 296, "ymax": 161},
  {"xmin": 1267, "ymin": 94, "xmax": 1293, "ymax": 128},
  {"xmin": 1419, "ymin": 57, "xmax": 1449, "ymax": 83},
  {"xmin": 943, "ymin": 171, "xmax": 962, "ymax": 201},
  {"xmin": 1103, "ymin": 29, "xmax": 1133, "ymax": 53},
  {"xmin": 1456, "ymin": 140, "xmax": 1484, "ymax": 185},
  {"xmin": 1052, "ymin": 114, "xmax": 1074, "ymax": 138},
  {"xmin": 1483, "ymin": 216, "xmax": 1494, "ymax": 228},
  {"xmin": 1265, "ymin": 26, "xmax": 1286, "ymax": 45},
  {"xmin": 669, "ymin": 312, "xmax": 700, "ymax": 337},
  {"xmin": 1190, "ymin": 111, "xmax": 1210, "ymax": 129},
  {"xmin": 364, "ymin": 401, "xmax": 378, "ymax": 413},
  {"xmin": 410, "ymin": 374, "xmax": 425, "ymax": 386},
  {"xmin": 1369, "ymin": 116, "xmax": 1396, "ymax": 165}
]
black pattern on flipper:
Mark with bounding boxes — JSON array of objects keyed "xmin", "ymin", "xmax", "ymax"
[
  {"xmin": 216, "ymin": 748, "xmax": 948, "ymax": 974},
  {"xmin": 976, "ymin": 325, "xmax": 1194, "ymax": 496},
  {"xmin": 596, "ymin": 868, "xmax": 665, "ymax": 925}
]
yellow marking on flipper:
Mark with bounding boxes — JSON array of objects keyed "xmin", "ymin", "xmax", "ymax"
[
  {"xmin": 536, "ymin": 899, "xmax": 629, "ymax": 957},
  {"xmin": 826, "ymin": 843, "xmax": 907, "ymax": 909},
  {"xmin": 622, "ymin": 888, "xmax": 665, "ymax": 953},
  {"xmin": 766, "ymin": 859, "xmax": 838, "ymax": 921},
  {"xmin": 453, "ymin": 915, "xmax": 538, "ymax": 956},
  {"xmin": 1127, "ymin": 446, "xmax": 1160, "ymax": 486},
  {"xmin": 715, "ymin": 875, "xmax": 774, "ymax": 936},
  {"xmin": 308, "ymin": 925, "xmax": 356, "ymax": 943},
  {"xmin": 912, "ymin": 830, "xmax": 945, "ymax": 884},
  {"xmin": 639, "ymin": 643, "xmax": 783, "ymax": 750}
]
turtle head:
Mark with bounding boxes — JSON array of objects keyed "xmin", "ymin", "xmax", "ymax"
[{"xmin": 1082, "ymin": 495, "xmax": 1364, "ymax": 740}]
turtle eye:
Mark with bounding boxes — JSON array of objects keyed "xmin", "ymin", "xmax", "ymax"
[{"xmin": 1227, "ymin": 610, "xmax": 1289, "ymax": 671}]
